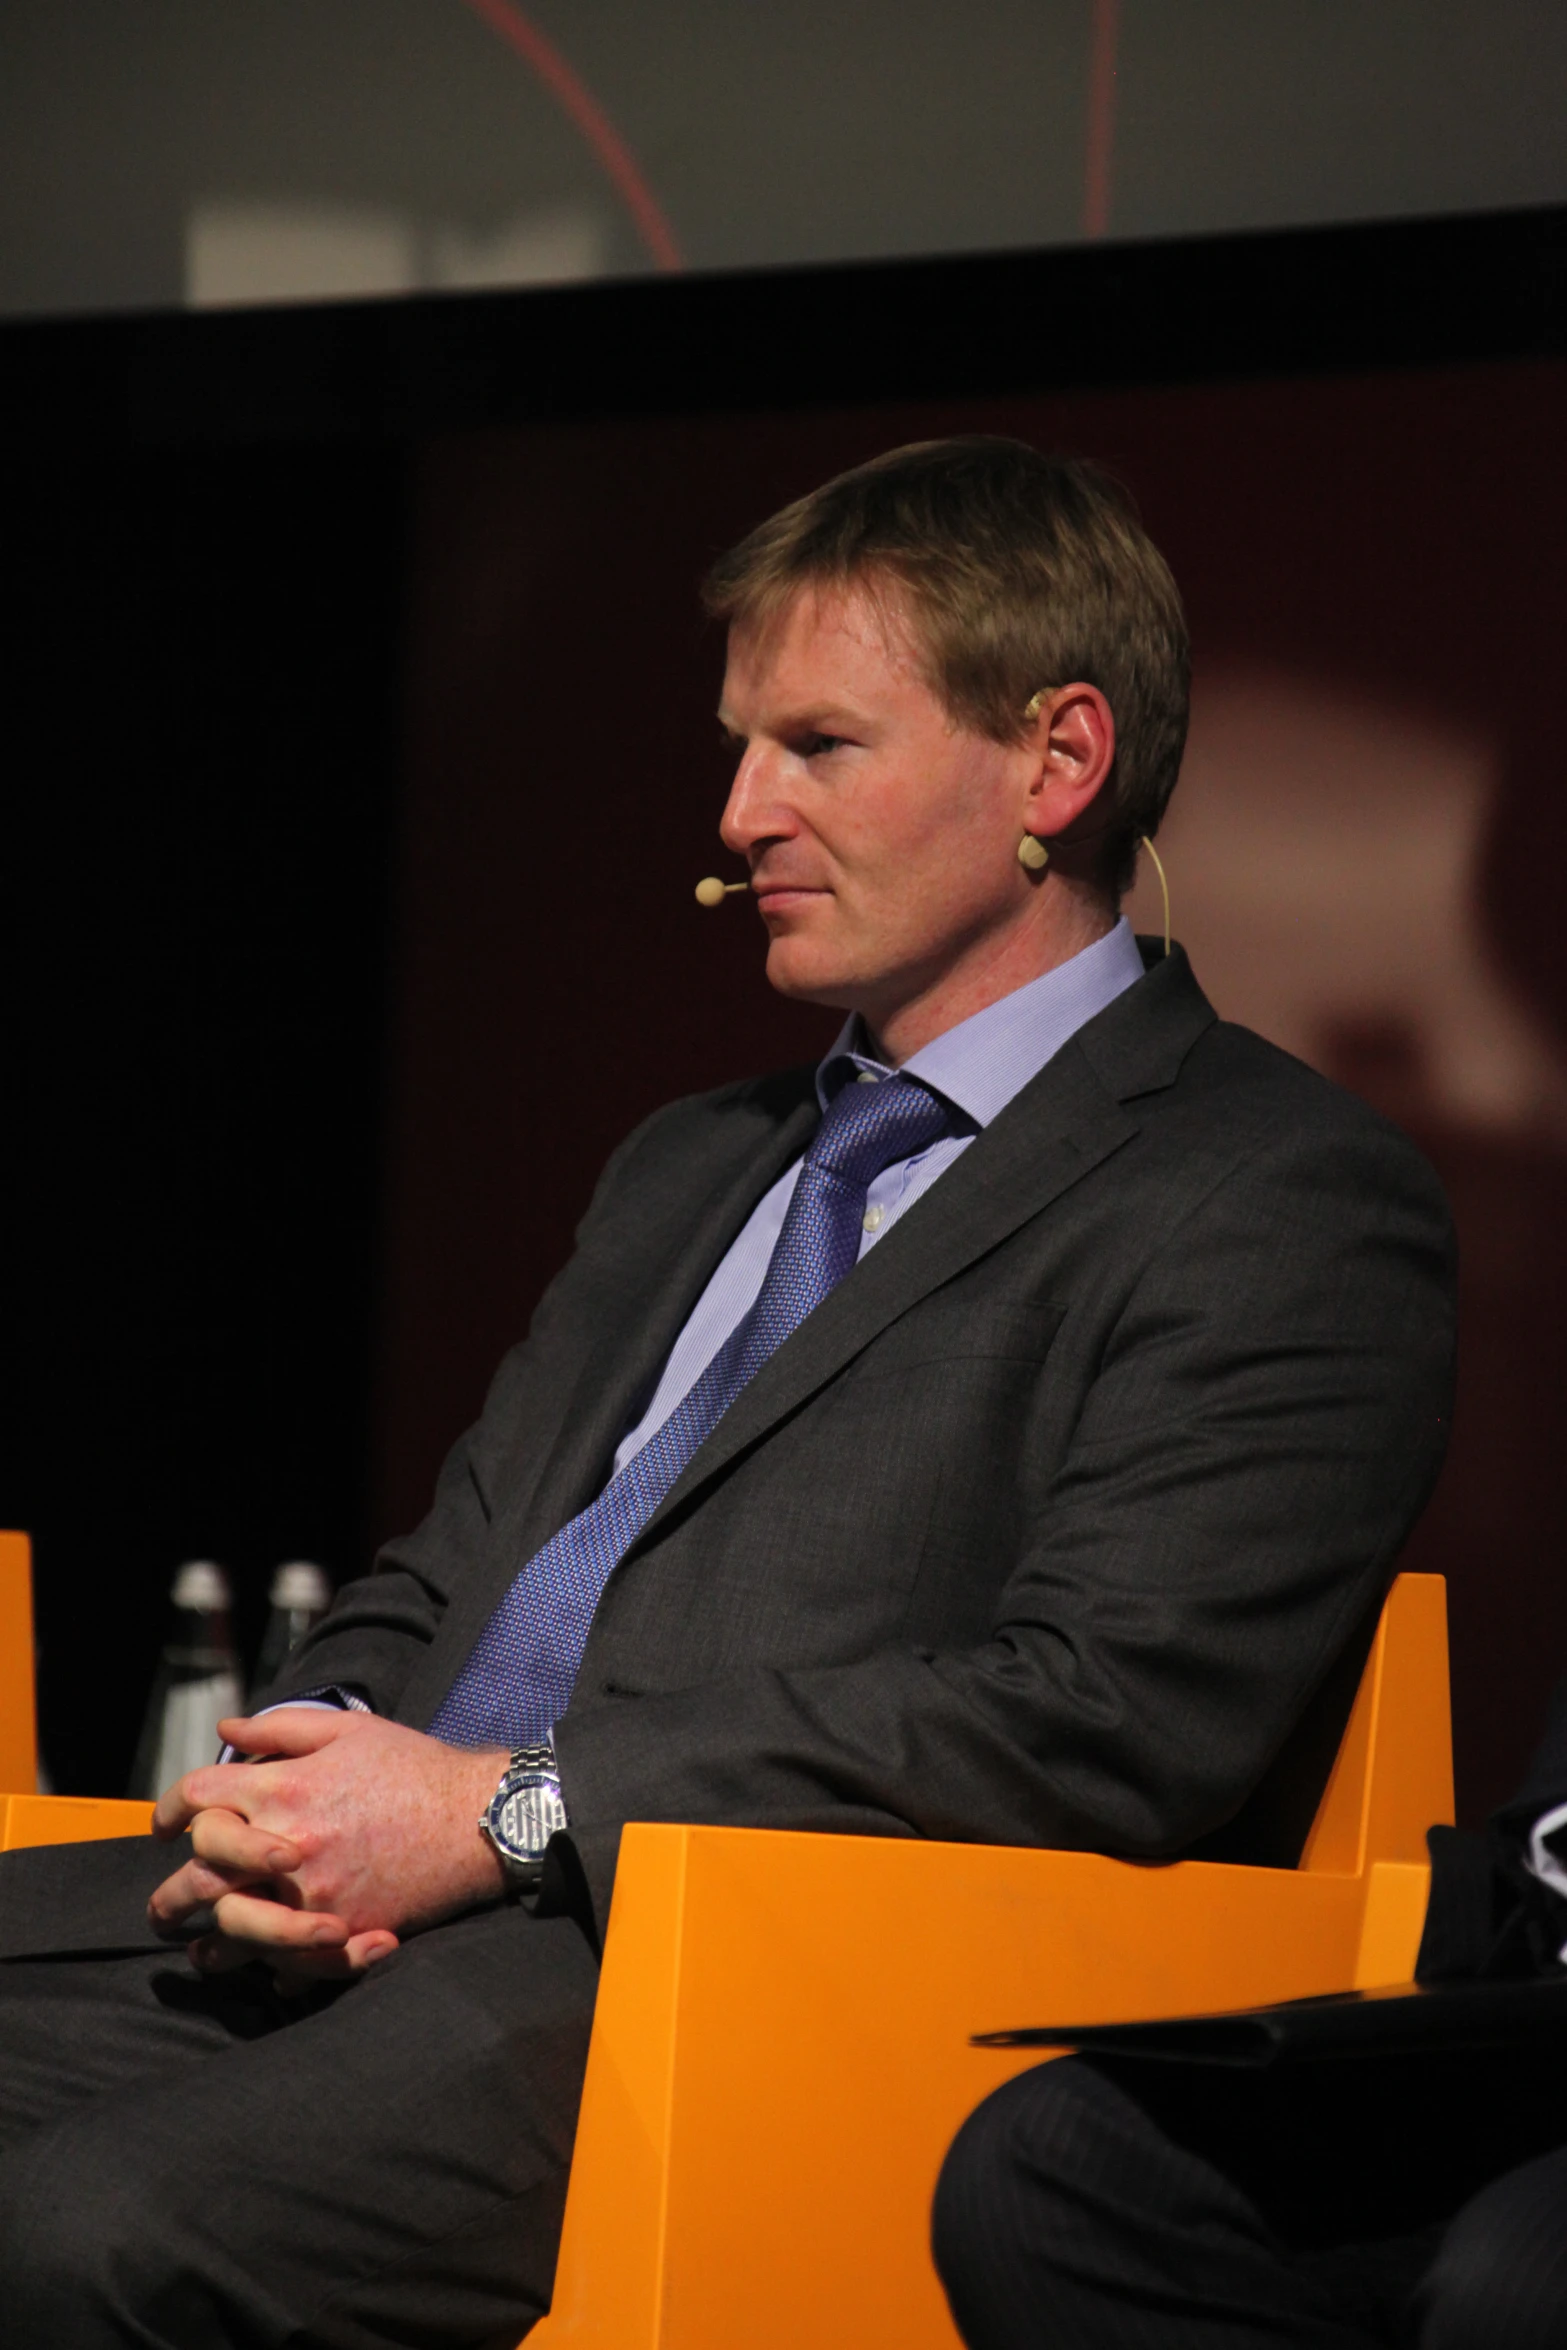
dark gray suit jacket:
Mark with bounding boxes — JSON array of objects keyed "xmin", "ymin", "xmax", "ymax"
[
  {"xmin": 264, "ymin": 942, "xmax": 1455, "ymax": 1919},
  {"xmin": 0, "ymin": 944, "xmax": 1454, "ymax": 1957}
]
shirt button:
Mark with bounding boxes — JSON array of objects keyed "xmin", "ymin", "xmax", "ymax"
[
  {"xmin": 862, "ymin": 1204, "xmax": 885, "ymax": 1233},
  {"xmin": 855, "ymin": 1070, "xmax": 879, "ymax": 1084}
]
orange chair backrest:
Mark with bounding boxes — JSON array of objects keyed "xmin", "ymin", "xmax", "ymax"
[
  {"xmin": 1300, "ymin": 1571, "xmax": 1453, "ymax": 1872},
  {"xmin": 0, "ymin": 1530, "xmax": 38, "ymax": 1796}
]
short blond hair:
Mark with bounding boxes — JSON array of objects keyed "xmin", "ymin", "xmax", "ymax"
[{"xmin": 703, "ymin": 437, "xmax": 1189, "ymax": 894}]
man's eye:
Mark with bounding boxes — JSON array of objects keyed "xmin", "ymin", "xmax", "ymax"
[{"xmin": 797, "ymin": 732, "xmax": 846, "ymax": 758}]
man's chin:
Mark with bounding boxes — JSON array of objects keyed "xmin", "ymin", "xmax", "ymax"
[{"xmin": 762, "ymin": 940, "xmax": 862, "ymax": 1012}]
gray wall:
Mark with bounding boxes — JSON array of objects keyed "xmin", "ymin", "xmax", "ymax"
[{"xmin": 4, "ymin": 0, "xmax": 1565, "ymax": 316}]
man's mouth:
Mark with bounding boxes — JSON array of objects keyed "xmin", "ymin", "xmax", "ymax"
[{"xmin": 753, "ymin": 879, "xmax": 831, "ymax": 911}]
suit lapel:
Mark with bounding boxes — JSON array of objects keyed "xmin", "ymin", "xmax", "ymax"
[
  {"xmin": 515, "ymin": 1087, "xmax": 821, "ymax": 1538},
  {"xmin": 399, "ymin": 1077, "xmax": 821, "ymax": 1721},
  {"xmin": 623, "ymin": 1050, "xmax": 1131, "ymax": 1545},
  {"xmin": 625, "ymin": 945, "xmax": 1216, "ymax": 1547}
]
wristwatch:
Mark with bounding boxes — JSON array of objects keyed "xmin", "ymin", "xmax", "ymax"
[{"xmin": 480, "ymin": 1741, "xmax": 569, "ymax": 1891}]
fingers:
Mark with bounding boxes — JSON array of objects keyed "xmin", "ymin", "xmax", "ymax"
[
  {"xmin": 147, "ymin": 1867, "xmax": 215, "ymax": 1940},
  {"xmin": 148, "ymin": 1889, "xmax": 217, "ymax": 1944},
  {"xmin": 341, "ymin": 1929, "xmax": 399, "ymax": 1969},
  {"xmin": 190, "ymin": 1808, "xmax": 301, "ymax": 1879},
  {"xmin": 145, "ymin": 1813, "xmax": 305, "ymax": 1938},
  {"xmin": 189, "ymin": 1923, "xmax": 400, "ymax": 1994},
  {"xmin": 152, "ymin": 1713, "xmax": 354, "ymax": 1838},
  {"xmin": 146, "ymin": 1829, "xmax": 302, "ymax": 1942},
  {"xmin": 146, "ymin": 1846, "xmax": 248, "ymax": 1939},
  {"xmin": 191, "ymin": 1888, "xmax": 350, "ymax": 1956},
  {"xmin": 216, "ymin": 1708, "xmax": 354, "ymax": 1760},
  {"xmin": 267, "ymin": 1929, "xmax": 401, "ymax": 1997},
  {"xmin": 153, "ymin": 1766, "xmax": 258, "ymax": 1840},
  {"xmin": 274, "ymin": 1928, "xmax": 400, "ymax": 1992}
]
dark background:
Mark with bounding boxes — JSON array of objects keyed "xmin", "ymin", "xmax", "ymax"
[
  {"xmin": 2, "ymin": 445, "xmax": 405, "ymax": 1775},
  {"xmin": 3, "ymin": 208, "xmax": 1563, "ymax": 1821}
]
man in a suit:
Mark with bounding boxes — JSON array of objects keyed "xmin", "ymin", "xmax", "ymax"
[{"xmin": 0, "ymin": 438, "xmax": 1455, "ymax": 2347}]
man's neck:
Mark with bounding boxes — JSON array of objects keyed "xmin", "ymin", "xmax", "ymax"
[{"xmin": 861, "ymin": 893, "xmax": 1118, "ymax": 1065}]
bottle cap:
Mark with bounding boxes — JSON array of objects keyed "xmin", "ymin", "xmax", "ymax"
[
  {"xmin": 171, "ymin": 1559, "xmax": 231, "ymax": 1612},
  {"xmin": 269, "ymin": 1559, "xmax": 331, "ymax": 1612}
]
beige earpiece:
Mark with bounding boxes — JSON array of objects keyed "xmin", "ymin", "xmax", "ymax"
[
  {"xmin": 1020, "ymin": 689, "xmax": 1051, "ymax": 871},
  {"xmin": 695, "ymin": 877, "xmax": 748, "ymax": 907}
]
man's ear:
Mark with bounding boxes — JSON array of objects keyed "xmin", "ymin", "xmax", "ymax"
[{"xmin": 1028, "ymin": 684, "xmax": 1116, "ymax": 836}]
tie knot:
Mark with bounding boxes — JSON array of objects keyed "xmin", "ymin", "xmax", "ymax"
[{"xmin": 806, "ymin": 1069, "xmax": 951, "ymax": 1191}]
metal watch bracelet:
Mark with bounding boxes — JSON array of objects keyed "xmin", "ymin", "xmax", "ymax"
[{"xmin": 479, "ymin": 1740, "xmax": 568, "ymax": 1890}]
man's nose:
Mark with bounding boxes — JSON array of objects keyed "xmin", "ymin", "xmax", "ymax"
[{"xmin": 720, "ymin": 747, "xmax": 797, "ymax": 857}]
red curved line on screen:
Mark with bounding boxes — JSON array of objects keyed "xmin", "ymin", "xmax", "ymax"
[
  {"xmin": 1082, "ymin": 0, "xmax": 1119, "ymax": 240},
  {"xmin": 457, "ymin": 0, "xmax": 683, "ymax": 272}
]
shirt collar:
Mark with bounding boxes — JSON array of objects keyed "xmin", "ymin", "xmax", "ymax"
[{"xmin": 815, "ymin": 917, "xmax": 1148, "ymax": 1128}]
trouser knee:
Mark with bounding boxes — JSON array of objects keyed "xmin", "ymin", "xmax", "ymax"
[
  {"xmin": 1419, "ymin": 2150, "xmax": 1567, "ymax": 2350},
  {"xmin": 932, "ymin": 2061, "xmax": 1095, "ymax": 2323},
  {"xmin": 0, "ymin": 2130, "xmax": 205, "ymax": 2350}
]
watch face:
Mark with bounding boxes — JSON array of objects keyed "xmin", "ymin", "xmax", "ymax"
[{"xmin": 489, "ymin": 1771, "xmax": 565, "ymax": 1866}]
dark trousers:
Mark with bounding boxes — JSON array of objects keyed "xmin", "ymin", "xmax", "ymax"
[
  {"xmin": 0, "ymin": 1842, "xmax": 598, "ymax": 2350},
  {"xmin": 932, "ymin": 2048, "xmax": 1567, "ymax": 2350}
]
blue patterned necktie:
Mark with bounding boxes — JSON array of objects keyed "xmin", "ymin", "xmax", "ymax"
[{"xmin": 429, "ymin": 1068, "xmax": 951, "ymax": 1749}]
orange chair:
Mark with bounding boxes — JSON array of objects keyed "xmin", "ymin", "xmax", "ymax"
[
  {"xmin": 0, "ymin": 1532, "xmax": 1451, "ymax": 2350},
  {"xmin": 0, "ymin": 1529, "xmax": 151, "ymax": 1851}
]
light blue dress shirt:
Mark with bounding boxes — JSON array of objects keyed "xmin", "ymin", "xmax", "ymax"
[{"xmin": 613, "ymin": 917, "xmax": 1147, "ymax": 1473}]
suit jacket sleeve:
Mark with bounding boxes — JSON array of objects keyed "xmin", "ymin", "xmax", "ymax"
[
  {"xmin": 552, "ymin": 1109, "xmax": 1455, "ymax": 1865},
  {"xmin": 264, "ymin": 1104, "xmax": 686, "ymax": 1719}
]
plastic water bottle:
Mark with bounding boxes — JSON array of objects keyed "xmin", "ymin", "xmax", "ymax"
[
  {"xmin": 128, "ymin": 1559, "xmax": 244, "ymax": 1799},
  {"xmin": 249, "ymin": 1559, "xmax": 332, "ymax": 1706}
]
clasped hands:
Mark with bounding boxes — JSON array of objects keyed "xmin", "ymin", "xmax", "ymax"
[{"xmin": 147, "ymin": 1709, "xmax": 511, "ymax": 1988}]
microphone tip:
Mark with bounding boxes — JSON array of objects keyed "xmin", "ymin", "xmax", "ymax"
[{"xmin": 695, "ymin": 876, "xmax": 734, "ymax": 908}]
